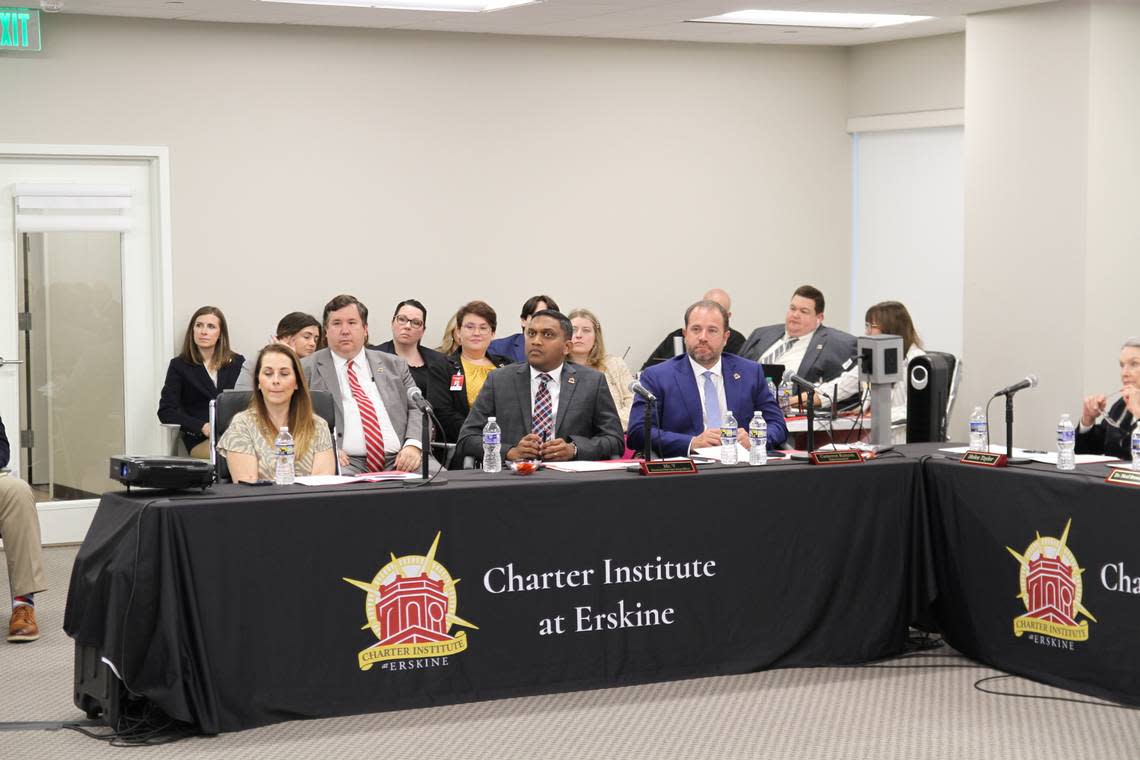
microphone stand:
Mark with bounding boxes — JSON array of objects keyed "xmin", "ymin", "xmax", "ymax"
[
  {"xmin": 791, "ymin": 379, "xmax": 815, "ymax": 453},
  {"xmin": 643, "ymin": 398, "xmax": 656, "ymax": 462},
  {"xmin": 421, "ymin": 407, "xmax": 431, "ymax": 481},
  {"xmin": 1003, "ymin": 393, "xmax": 1032, "ymax": 464}
]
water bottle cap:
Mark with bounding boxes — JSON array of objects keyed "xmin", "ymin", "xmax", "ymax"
[
  {"xmin": 488, "ymin": 417, "xmax": 496, "ymax": 422},
  {"xmin": 279, "ymin": 426, "xmax": 288, "ymax": 432}
]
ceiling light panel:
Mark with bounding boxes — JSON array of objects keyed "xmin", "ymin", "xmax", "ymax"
[{"xmin": 688, "ymin": 9, "xmax": 933, "ymax": 30}]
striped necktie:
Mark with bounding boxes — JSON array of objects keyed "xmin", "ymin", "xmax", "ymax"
[
  {"xmin": 763, "ymin": 336, "xmax": 798, "ymax": 365},
  {"xmin": 533, "ymin": 373, "xmax": 554, "ymax": 442},
  {"xmin": 346, "ymin": 360, "xmax": 386, "ymax": 472}
]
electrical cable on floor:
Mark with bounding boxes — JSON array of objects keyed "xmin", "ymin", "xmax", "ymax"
[
  {"xmin": 972, "ymin": 675, "xmax": 1140, "ymax": 711},
  {"xmin": 0, "ymin": 719, "xmax": 103, "ymax": 732}
]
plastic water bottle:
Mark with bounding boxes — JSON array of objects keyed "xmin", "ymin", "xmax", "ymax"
[
  {"xmin": 1056, "ymin": 414, "xmax": 1075, "ymax": 471},
  {"xmin": 1131, "ymin": 426, "xmax": 1140, "ymax": 471},
  {"xmin": 721, "ymin": 411, "xmax": 738, "ymax": 465},
  {"xmin": 274, "ymin": 427, "xmax": 295, "ymax": 485},
  {"xmin": 482, "ymin": 417, "xmax": 502, "ymax": 473},
  {"xmin": 766, "ymin": 377, "xmax": 779, "ymax": 406},
  {"xmin": 749, "ymin": 412, "xmax": 768, "ymax": 466},
  {"xmin": 969, "ymin": 406, "xmax": 987, "ymax": 451},
  {"xmin": 779, "ymin": 379, "xmax": 794, "ymax": 415}
]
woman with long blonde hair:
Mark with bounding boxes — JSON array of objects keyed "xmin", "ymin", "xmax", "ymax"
[
  {"xmin": 217, "ymin": 344, "xmax": 335, "ymax": 482},
  {"xmin": 568, "ymin": 308, "xmax": 635, "ymax": 430}
]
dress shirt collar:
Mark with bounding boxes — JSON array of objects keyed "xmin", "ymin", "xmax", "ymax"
[
  {"xmin": 333, "ymin": 348, "xmax": 368, "ymax": 375},
  {"xmin": 688, "ymin": 355, "xmax": 723, "ymax": 381},
  {"xmin": 530, "ymin": 363, "xmax": 563, "ymax": 383}
]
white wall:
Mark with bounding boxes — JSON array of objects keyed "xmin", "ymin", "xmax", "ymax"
[
  {"xmin": 962, "ymin": 0, "xmax": 1140, "ymax": 448},
  {"xmin": 1, "ymin": 15, "xmax": 852, "ymax": 368},
  {"xmin": 848, "ymin": 33, "xmax": 965, "ymax": 118}
]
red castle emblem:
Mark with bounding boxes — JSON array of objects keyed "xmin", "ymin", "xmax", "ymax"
[
  {"xmin": 344, "ymin": 532, "xmax": 477, "ymax": 670},
  {"xmin": 1006, "ymin": 518, "xmax": 1096, "ymax": 642}
]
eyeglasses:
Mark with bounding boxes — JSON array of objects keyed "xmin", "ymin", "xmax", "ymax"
[
  {"xmin": 461, "ymin": 323, "xmax": 491, "ymax": 334},
  {"xmin": 394, "ymin": 315, "xmax": 424, "ymax": 329},
  {"xmin": 865, "ymin": 323, "xmax": 881, "ymax": 331}
]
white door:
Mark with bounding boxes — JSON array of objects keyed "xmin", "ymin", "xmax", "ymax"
[{"xmin": 0, "ymin": 146, "xmax": 172, "ymax": 542}]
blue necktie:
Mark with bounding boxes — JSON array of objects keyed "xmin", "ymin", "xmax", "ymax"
[{"xmin": 702, "ymin": 371, "xmax": 722, "ymax": 429}]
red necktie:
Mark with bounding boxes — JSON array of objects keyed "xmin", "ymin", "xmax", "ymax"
[
  {"xmin": 346, "ymin": 360, "xmax": 386, "ymax": 472},
  {"xmin": 533, "ymin": 373, "xmax": 554, "ymax": 442}
]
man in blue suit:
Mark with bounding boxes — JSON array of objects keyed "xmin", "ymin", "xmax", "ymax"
[
  {"xmin": 627, "ymin": 300, "xmax": 787, "ymax": 458},
  {"xmin": 488, "ymin": 294, "xmax": 559, "ymax": 364}
]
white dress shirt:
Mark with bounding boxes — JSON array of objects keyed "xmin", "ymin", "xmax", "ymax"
[
  {"xmin": 530, "ymin": 364, "xmax": 563, "ymax": 431},
  {"xmin": 689, "ymin": 355, "xmax": 729, "ymax": 429},
  {"xmin": 762, "ymin": 327, "xmax": 819, "ymax": 376},
  {"xmin": 333, "ymin": 349, "xmax": 404, "ymax": 456}
]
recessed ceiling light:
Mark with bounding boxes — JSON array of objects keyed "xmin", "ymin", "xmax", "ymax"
[
  {"xmin": 259, "ymin": 0, "xmax": 538, "ymax": 12},
  {"xmin": 688, "ymin": 9, "xmax": 932, "ymax": 29}
]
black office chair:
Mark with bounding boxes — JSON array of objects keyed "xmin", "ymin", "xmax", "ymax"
[
  {"xmin": 210, "ymin": 389, "xmax": 339, "ymax": 482},
  {"xmin": 904, "ymin": 351, "xmax": 961, "ymax": 443}
]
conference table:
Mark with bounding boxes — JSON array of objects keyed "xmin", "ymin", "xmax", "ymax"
[
  {"xmin": 65, "ymin": 454, "xmax": 933, "ymax": 734},
  {"xmin": 65, "ymin": 445, "xmax": 1140, "ymax": 736}
]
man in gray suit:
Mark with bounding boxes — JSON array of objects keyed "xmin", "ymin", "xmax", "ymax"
[
  {"xmin": 302, "ymin": 294, "xmax": 429, "ymax": 474},
  {"xmin": 740, "ymin": 285, "xmax": 857, "ymax": 390},
  {"xmin": 456, "ymin": 310, "xmax": 624, "ymax": 465}
]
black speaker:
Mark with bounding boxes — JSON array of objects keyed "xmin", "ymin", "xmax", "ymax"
[{"xmin": 906, "ymin": 352, "xmax": 956, "ymax": 443}]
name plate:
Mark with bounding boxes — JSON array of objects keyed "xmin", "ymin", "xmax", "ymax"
[
  {"xmin": 639, "ymin": 460, "xmax": 698, "ymax": 476},
  {"xmin": 960, "ymin": 450, "xmax": 1008, "ymax": 467},
  {"xmin": 810, "ymin": 450, "xmax": 864, "ymax": 465},
  {"xmin": 1106, "ymin": 468, "xmax": 1140, "ymax": 487}
]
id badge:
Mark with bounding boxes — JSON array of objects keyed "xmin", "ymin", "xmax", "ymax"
[{"xmin": 450, "ymin": 373, "xmax": 465, "ymax": 391}]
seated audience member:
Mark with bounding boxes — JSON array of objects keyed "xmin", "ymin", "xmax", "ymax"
[
  {"xmin": 369, "ymin": 299, "xmax": 467, "ymax": 447},
  {"xmin": 456, "ymin": 310, "xmax": 624, "ymax": 464},
  {"xmin": 0, "ymin": 415, "xmax": 46, "ymax": 642},
  {"xmin": 488, "ymin": 294, "xmax": 560, "ymax": 364},
  {"xmin": 628, "ymin": 300, "xmax": 786, "ymax": 458},
  {"xmin": 435, "ymin": 313, "xmax": 458, "ymax": 355},
  {"xmin": 158, "ymin": 306, "xmax": 245, "ymax": 458},
  {"xmin": 815, "ymin": 301, "xmax": 925, "ymax": 442},
  {"xmin": 1077, "ymin": 337, "xmax": 1140, "ymax": 460},
  {"xmin": 236, "ymin": 311, "xmax": 322, "ymax": 390},
  {"xmin": 449, "ymin": 301, "xmax": 512, "ymax": 424},
  {"xmin": 303, "ymin": 294, "xmax": 433, "ymax": 474},
  {"xmin": 217, "ymin": 344, "xmax": 335, "ymax": 481},
  {"xmin": 641, "ymin": 289, "xmax": 746, "ymax": 370},
  {"xmin": 568, "ymin": 308, "xmax": 635, "ymax": 430},
  {"xmin": 740, "ymin": 285, "xmax": 857, "ymax": 388}
]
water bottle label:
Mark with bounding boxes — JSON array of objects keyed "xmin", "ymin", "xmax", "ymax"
[
  {"xmin": 720, "ymin": 427, "xmax": 735, "ymax": 439},
  {"xmin": 276, "ymin": 445, "xmax": 294, "ymax": 455},
  {"xmin": 969, "ymin": 422, "xmax": 986, "ymax": 433},
  {"xmin": 483, "ymin": 434, "xmax": 500, "ymax": 445},
  {"xmin": 1057, "ymin": 430, "xmax": 1075, "ymax": 444},
  {"xmin": 749, "ymin": 432, "xmax": 764, "ymax": 443}
]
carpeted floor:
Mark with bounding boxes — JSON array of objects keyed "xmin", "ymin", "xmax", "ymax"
[{"xmin": 3, "ymin": 545, "xmax": 1140, "ymax": 759}]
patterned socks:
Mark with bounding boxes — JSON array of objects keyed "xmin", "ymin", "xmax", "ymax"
[{"xmin": 12, "ymin": 594, "xmax": 34, "ymax": 609}]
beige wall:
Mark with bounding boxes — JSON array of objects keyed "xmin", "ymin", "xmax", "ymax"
[
  {"xmin": 962, "ymin": 0, "xmax": 1140, "ymax": 448},
  {"xmin": 3, "ymin": 15, "xmax": 853, "ymax": 368},
  {"xmin": 848, "ymin": 33, "xmax": 965, "ymax": 118}
]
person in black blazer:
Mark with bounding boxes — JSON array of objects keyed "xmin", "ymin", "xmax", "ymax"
[
  {"xmin": 158, "ymin": 305, "xmax": 245, "ymax": 457},
  {"xmin": 1077, "ymin": 338, "xmax": 1140, "ymax": 460},
  {"xmin": 368, "ymin": 299, "xmax": 467, "ymax": 454}
]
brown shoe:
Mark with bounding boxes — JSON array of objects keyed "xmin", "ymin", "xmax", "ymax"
[{"xmin": 8, "ymin": 605, "xmax": 40, "ymax": 642}]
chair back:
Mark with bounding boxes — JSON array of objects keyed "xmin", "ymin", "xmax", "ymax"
[
  {"xmin": 905, "ymin": 351, "xmax": 959, "ymax": 443},
  {"xmin": 211, "ymin": 389, "xmax": 340, "ymax": 482}
]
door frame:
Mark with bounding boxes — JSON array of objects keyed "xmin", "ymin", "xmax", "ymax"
[{"xmin": 0, "ymin": 144, "xmax": 173, "ymax": 544}]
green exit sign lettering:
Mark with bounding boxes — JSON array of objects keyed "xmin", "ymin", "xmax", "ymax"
[{"xmin": 0, "ymin": 8, "xmax": 40, "ymax": 51}]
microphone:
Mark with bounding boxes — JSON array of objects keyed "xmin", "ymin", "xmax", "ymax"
[
  {"xmin": 406, "ymin": 385, "xmax": 432, "ymax": 411},
  {"xmin": 993, "ymin": 375, "xmax": 1038, "ymax": 397},
  {"xmin": 628, "ymin": 379, "xmax": 657, "ymax": 402},
  {"xmin": 783, "ymin": 371, "xmax": 817, "ymax": 393}
]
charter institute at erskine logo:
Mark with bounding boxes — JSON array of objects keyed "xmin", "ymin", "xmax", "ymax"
[
  {"xmin": 1006, "ymin": 518, "xmax": 1096, "ymax": 643},
  {"xmin": 343, "ymin": 532, "xmax": 477, "ymax": 671}
]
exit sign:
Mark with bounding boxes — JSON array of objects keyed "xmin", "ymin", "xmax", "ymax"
[{"xmin": 0, "ymin": 8, "xmax": 40, "ymax": 51}]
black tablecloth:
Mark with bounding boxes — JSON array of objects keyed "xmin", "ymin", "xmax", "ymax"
[
  {"xmin": 65, "ymin": 459, "xmax": 934, "ymax": 734},
  {"xmin": 922, "ymin": 451, "xmax": 1140, "ymax": 705}
]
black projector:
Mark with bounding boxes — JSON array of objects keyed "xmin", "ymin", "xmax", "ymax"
[{"xmin": 110, "ymin": 456, "xmax": 214, "ymax": 492}]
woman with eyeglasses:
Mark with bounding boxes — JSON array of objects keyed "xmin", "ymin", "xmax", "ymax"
[
  {"xmin": 369, "ymin": 299, "xmax": 467, "ymax": 448},
  {"xmin": 448, "ymin": 300, "xmax": 512, "ymax": 424},
  {"xmin": 1076, "ymin": 337, "xmax": 1140, "ymax": 460}
]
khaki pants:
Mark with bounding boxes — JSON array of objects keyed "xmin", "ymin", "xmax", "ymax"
[{"xmin": 0, "ymin": 474, "xmax": 47, "ymax": 599}]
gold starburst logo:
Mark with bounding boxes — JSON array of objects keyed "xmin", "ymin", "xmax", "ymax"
[
  {"xmin": 1006, "ymin": 519, "xmax": 1096, "ymax": 642},
  {"xmin": 344, "ymin": 532, "xmax": 478, "ymax": 671}
]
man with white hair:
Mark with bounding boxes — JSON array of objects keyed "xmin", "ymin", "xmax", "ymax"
[{"xmin": 641, "ymin": 289, "xmax": 747, "ymax": 370}]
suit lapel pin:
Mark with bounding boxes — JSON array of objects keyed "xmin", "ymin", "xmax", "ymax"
[
  {"xmin": 816, "ymin": 344, "xmax": 823, "ymax": 351},
  {"xmin": 567, "ymin": 377, "xmax": 576, "ymax": 384},
  {"xmin": 732, "ymin": 372, "xmax": 741, "ymax": 381}
]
